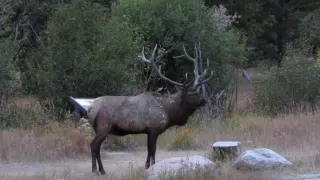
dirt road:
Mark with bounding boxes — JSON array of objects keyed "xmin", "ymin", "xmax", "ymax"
[
  {"xmin": 1, "ymin": 149, "xmax": 320, "ymax": 180},
  {"xmin": 0, "ymin": 149, "xmax": 206, "ymax": 179}
]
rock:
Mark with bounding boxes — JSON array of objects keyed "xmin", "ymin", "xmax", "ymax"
[
  {"xmin": 232, "ymin": 148, "xmax": 293, "ymax": 171},
  {"xmin": 79, "ymin": 118, "xmax": 89, "ymax": 124},
  {"xmin": 212, "ymin": 141, "xmax": 241, "ymax": 161},
  {"xmin": 146, "ymin": 155, "xmax": 219, "ymax": 180}
]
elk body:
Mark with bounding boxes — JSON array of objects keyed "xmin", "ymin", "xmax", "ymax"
[{"xmin": 87, "ymin": 44, "xmax": 213, "ymax": 175}]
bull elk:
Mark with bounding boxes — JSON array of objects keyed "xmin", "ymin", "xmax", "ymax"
[{"xmin": 87, "ymin": 44, "xmax": 213, "ymax": 175}]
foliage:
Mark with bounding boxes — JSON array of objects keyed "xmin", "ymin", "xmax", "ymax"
[
  {"xmin": 0, "ymin": 39, "xmax": 21, "ymax": 97},
  {"xmin": 113, "ymin": 0, "xmax": 247, "ymax": 93},
  {"xmin": 168, "ymin": 128, "xmax": 196, "ymax": 150},
  {"xmin": 0, "ymin": 0, "xmax": 71, "ymax": 72},
  {"xmin": 102, "ymin": 135, "xmax": 141, "ymax": 151},
  {"xmin": 296, "ymin": 9, "xmax": 320, "ymax": 56},
  {"xmin": 0, "ymin": 0, "xmax": 319, "ymax": 121},
  {"xmin": 0, "ymin": 96, "xmax": 50, "ymax": 129},
  {"xmin": 222, "ymin": 113, "xmax": 258, "ymax": 132},
  {"xmin": 0, "ymin": 101, "xmax": 36, "ymax": 129},
  {"xmin": 206, "ymin": 0, "xmax": 320, "ymax": 66},
  {"xmin": 23, "ymin": 0, "xmax": 142, "ymax": 113},
  {"xmin": 252, "ymin": 54, "xmax": 320, "ymax": 116}
]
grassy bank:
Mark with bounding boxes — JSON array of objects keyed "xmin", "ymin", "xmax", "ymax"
[
  {"xmin": 1, "ymin": 112, "xmax": 320, "ymax": 179},
  {"xmin": 1, "ymin": 96, "xmax": 320, "ymax": 179}
]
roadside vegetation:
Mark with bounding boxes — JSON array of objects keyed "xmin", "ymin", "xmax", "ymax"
[{"xmin": 1, "ymin": 0, "xmax": 320, "ymax": 179}]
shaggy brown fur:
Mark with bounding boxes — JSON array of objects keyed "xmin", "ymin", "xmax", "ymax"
[{"xmin": 87, "ymin": 44, "xmax": 213, "ymax": 175}]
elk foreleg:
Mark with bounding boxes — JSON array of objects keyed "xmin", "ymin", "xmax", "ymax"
[{"xmin": 145, "ymin": 133, "xmax": 159, "ymax": 169}]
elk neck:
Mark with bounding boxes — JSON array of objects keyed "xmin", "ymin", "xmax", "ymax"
[{"xmin": 159, "ymin": 91, "xmax": 198, "ymax": 127}]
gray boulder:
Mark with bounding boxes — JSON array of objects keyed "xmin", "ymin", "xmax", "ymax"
[
  {"xmin": 147, "ymin": 155, "xmax": 219, "ymax": 180},
  {"xmin": 232, "ymin": 148, "xmax": 293, "ymax": 171}
]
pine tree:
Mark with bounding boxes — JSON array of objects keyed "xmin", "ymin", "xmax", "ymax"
[{"xmin": 204, "ymin": 0, "xmax": 320, "ymax": 66}]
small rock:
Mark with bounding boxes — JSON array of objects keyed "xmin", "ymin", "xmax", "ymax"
[
  {"xmin": 147, "ymin": 155, "xmax": 219, "ymax": 180},
  {"xmin": 79, "ymin": 118, "xmax": 89, "ymax": 124},
  {"xmin": 232, "ymin": 148, "xmax": 293, "ymax": 171}
]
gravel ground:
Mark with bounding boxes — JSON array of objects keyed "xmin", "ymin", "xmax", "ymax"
[{"xmin": 0, "ymin": 149, "xmax": 319, "ymax": 180}]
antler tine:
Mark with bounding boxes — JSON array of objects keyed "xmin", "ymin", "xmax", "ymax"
[
  {"xmin": 139, "ymin": 47, "xmax": 151, "ymax": 63},
  {"xmin": 200, "ymin": 56, "xmax": 214, "ymax": 84},
  {"xmin": 173, "ymin": 44, "xmax": 195, "ymax": 62},
  {"xmin": 200, "ymin": 70, "xmax": 214, "ymax": 84},
  {"xmin": 138, "ymin": 45, "xmax": 185, "ymax": 87},
  {"xmin": 198, "ymin": 42, "xmax": 203, "ymax": 72},
  {"xmin": 173, "ymin": 43, "xmax": 214, "ymax": 89},
  {"xmin": 193, "ymin": 70, "xmax": 214, "ymax": 90},
  {"xmin": 182, "ymin": 73, "xmax": 195, "ymax": 87},
  {"xmin": 192, "ymin": 43, "xmax": 215, "ymax": 90},
  {"xmin": 192, "ymin": 43, "xmax": 202, "ymax": 89},
  {"xmin": 151, "ymin": 44, "xmax": 158, "ymax": 59}
]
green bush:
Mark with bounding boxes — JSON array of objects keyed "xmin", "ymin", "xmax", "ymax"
[
  {"xmin": 253, "ymin": 54, "xmax": 320, "ymax": 116},
  {"xmin": 113, "ymin": 0, "xmax": 247, "ymax": 92},
  {"xmin": 0, "ymin": 39, "xmax": 21, "ymax": 97},
  {"xmin": 24, "ymin": 0, "xmax": 142, "ymax": 113},
  {"xmin": 0, "ymin": 97, "xmax": 47, "ymax": 129},
  {"xmin": 0, "ymin": 0, "xmax": 70, "ymax": 70}
]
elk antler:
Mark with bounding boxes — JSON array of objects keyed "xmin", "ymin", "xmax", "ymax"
[
  {"xmin": 138, "ymin": 44, "xmax": 186, "ymax": 87},
  {"xmin": 174, "ymin": 43, "xmax": 214, "ymax": 90}
]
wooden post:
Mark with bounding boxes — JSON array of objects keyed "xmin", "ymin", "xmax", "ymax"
[{"xmin": 212, "ymin": 141, "xmax": 241, "ymax": 161}]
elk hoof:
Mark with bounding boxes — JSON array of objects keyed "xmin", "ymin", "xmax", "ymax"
[
  {"xmin": 99, "ymin": 170, "xmax": 106, "ymax": 175},
  {"xmin": 94, "ymin": 169, "xmax": 106, "ymax": 176},
  {"xmin": 145, "ymin": 163, "xmax": 150, "ymax": 169}
]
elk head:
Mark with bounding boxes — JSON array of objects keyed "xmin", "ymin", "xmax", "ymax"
[{"xmin": 138, "ymin": 43, "xmax": 213, "ymax": 109}]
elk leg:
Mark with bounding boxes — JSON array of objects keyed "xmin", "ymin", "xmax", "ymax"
[
  {"xmin": 145, "ymin": 133, "xmax": 152, "ymax": 169},
  {"xmin": 90, "ymin": 136, "xmax": 98, "ymax": 173},
  {"xmin": 91, "ymin": 134, "xmax": 107, "ymax": 175},
  {"xmin": 150, "ymin": 134, "xmax": 158, "ymax": 166},
  {"xmin": 145, "ymin": 133, "xmax": 158, "ymax": 169}
]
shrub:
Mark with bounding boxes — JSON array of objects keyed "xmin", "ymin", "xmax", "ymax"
[
  {"xmin": 24, "ymin": 0, "xmax": 142, "ymax": 115},
  {"xmin": 0, "ymin": 0, "xmax": 67, "ymax": 59},
  {"xmin": 0, "ymin": 39, "xmax": 21, "ymax": 97},
  {"xmin": 0, "ymin": 96, "xmax": 55, "ymax": 129},
  {"xmin": 0, "ymin": 121, "xmax": 93, "ymax": 163},
  {"xmin": 102, "ymin": 135, "xmax": 142, "ymax": 151},
  {"xmin": 113, "ymin": 0, "xmax": 247, "ymax": 94},
  {"xmin": 253, "ymin": 54, "xmax": 320, "ymax": 116},
  {"xmin": 168, "ymin": 128, "xmax": 196, "ymax": 150},
  {"xmin": 222, "ymin": 113, "xmax": 260, "ymax": 133}
]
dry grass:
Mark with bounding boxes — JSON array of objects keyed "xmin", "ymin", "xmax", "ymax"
[
  {"xmin": 2, "ymin": 113, "xmax": 320, "ymax": 170},
  {"xmin": 0, "ymin": 122, "xmax": 93, "ymax": 163},
  {"xmin": 195, "ymin": 113, "xmax": 320, "ymax": 172},
  {"xmin": 1, "ymin": 95, "xmax": 320, "ymax": 179}
]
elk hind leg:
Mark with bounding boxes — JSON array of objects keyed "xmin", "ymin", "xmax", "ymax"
[
  {"xmin": 90, "ymin": 136, "xmax": 98, "ymax": 173},
  {"xmin": 91, "ymin": 131, "xmax": 109, "ymax": 175}
]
